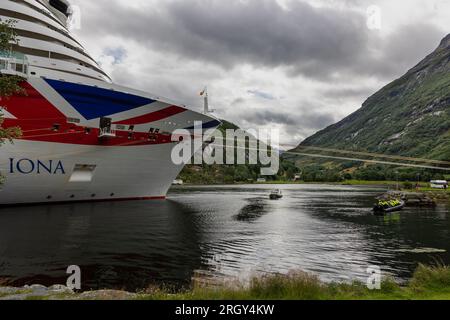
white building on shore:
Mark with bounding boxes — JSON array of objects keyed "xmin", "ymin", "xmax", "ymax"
[{"xmin": 430, "ymin": 180, "xmax": 448, "ymax": 189}]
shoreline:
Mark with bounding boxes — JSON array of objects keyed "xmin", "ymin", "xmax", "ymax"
[
  {"xmin": 1, "ymin": 264, "xmax": 449, "ymax": 300},
  {"xmin": 172, "ymin": 180, "xmax": 432, "ymax": 187},
  {"xmin": 171, "ymin": 182, "xmax": 450, "ymax": 205},
  {"xmin": 172, "ymin": 181, "xmax": 393, "ymax": 188},
  {"xmin": 171, "ymin": 181, "xmax": 449, "ymax": 200}
]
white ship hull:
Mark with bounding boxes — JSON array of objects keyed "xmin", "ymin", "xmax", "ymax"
[
  {"xmin": 0, "ymin": 140, "xmax": 184, "ymax": 205},
  {"xmin": 0, "ymin": 0, "xmax": 220, "ymax": 205},
  {"xmin": 0, "ymin": 77, "xmax": 219, "ymax": 205}
]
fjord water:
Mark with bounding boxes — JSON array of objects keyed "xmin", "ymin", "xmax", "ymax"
[{"xmin": 0, "ymin": 185, "xmax": 449, "ymax": 291}]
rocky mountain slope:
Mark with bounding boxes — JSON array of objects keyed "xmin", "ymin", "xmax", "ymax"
[{"xmin": 297, "ymin": 34, "xmax": 450, "ymax": 161}]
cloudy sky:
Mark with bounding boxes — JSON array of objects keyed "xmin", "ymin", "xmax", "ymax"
[{"xmin": 70, "ymin": 0, "xmax": 449, "ymax": 147}]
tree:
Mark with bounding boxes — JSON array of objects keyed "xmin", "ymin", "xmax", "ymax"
[
  {"xmin": 1, "ymin": 19, "xmax": 23, "ymax": 184},
  {"xmin": 1, "ymin": 19, "xmax": 22, "ymax": 141}
]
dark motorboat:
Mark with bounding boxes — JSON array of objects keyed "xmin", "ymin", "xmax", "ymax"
[
  {"xmin": 373, "ymin": 199, "xmax": 405, "ymax": 215},
  {"xmin": 270, "ymin": 189, "xmax": 283, "ymax": 200}
]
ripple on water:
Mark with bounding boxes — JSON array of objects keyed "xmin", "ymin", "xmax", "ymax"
[{"xmin": 0, "ymin": 184, "xmax": 448, "ymax": 290}]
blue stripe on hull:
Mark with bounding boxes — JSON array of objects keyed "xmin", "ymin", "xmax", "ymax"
[
  {"xmin": 45, "ymin": 79, "xmax": 155, "ymax": 120},
  {"xmin": 185, "ymin": 120, "xmax": 221, "ymax": 130}
]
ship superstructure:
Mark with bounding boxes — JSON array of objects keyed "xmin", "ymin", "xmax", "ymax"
[{"xmin": 0, "ymin": 0, "xmax": 220, "ymax": 205}]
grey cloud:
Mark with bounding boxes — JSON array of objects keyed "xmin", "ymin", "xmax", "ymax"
[
  {"xmin": 239, "ymin": 108, "xmax": 336, "ymax": 130},
  {"xmin": 103, "ymin": 47, "xmax": 127, "ymax": 65},
  {"xmin": 231, "ymin": 97, "xmax": 245, "ymax": 106},
  {"xmin": 77, "ymin": 0, "xmax": 371, "ymax": 79},
  {"xmin": 77, "ymin": 0, "xmax": 445, "ymax": 81},
  {"xmin": 352, "ymin": 23, "xmax": 446, "ymax": 79},
  {"xmin": 323, "ymin": 86, "xmax": 376, "ymax": 100},
  {"xmin": 232, "ymin": 108, "xmax": 337, "ymax": 146},
  {"xmin": 248, "ymin": 90, "xmax": 276, "ymax": 100}
]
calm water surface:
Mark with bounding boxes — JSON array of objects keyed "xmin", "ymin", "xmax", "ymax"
[{"xmin": 0, "ymin": 184, "xmax": 449, "ymax": 291}]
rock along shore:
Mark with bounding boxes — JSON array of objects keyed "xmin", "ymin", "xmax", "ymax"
[{"xmin": 0, "ymin": 285, "xmax": 138, "ymax": 300}]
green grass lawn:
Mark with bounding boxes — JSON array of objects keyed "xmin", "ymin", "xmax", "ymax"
[
  {"xmin": 418, "ymin": 187, "xmax": 450, "ymax": 193},
  {"xmin": 340, "ymin": 180, "xmax": 400, "ymax": 186},
  {"xmin": 136, "ymin": 265, "xmax": 450, "ymax": 300},
  {"xmin": 3, "ymin": 264, "xmax": 450, "ymax": 300}
]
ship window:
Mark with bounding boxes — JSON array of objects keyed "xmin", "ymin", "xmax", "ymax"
[
  {"xmin": 31, "ymin": 72, "xmax": 36, "ymax": 75},
  {"xmin": 129, "ymin": 125, "xmax": 135, "ymax": 131},
  {"xmin": 49, "ymin": 0, "xmax": 69, "ymax": 17},
  {"xmin": 67, "ymin": 117, "xmax": 80, "ymax": 124},
  {"xmin": 0, "ymin": 60, "xmax": 6, "ymax": 69},
  {"xmin": 69, "ymin": 164, "xmax": 97, "ymax": 183},
  {"xmin": 100, "ymin": 117, "xmax": 112, "ymax": 131},
  {"xmin": 155, "ymin": 129, "xmax": 160, "ymax": 134},
  {"xmin": 52, "ymin": 123, "xmax": 60, "ymax": 131},
  {"xmin": 149, "ymin": 128, "xmax": 154, "ymax": 133}
]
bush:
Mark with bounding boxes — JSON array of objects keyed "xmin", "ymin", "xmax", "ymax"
[{"xmin": 403, "ymin": 181, "xmax": 414, "ymax": 190}]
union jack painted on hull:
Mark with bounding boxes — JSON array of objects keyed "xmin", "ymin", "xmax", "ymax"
[{"xmin": 0, "ymin": 0, "xmax": 220, "ymax": 205}]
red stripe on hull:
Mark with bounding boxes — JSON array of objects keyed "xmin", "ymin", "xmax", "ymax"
[
  {"xmin": 114, "ymin": 105, "xmax": 186, "ymax": 125},
  {"xmin": 0, "ymin": 196, "xmax": 167, "ymax": 208},
  {"xmin": 2, "ymin": 82, "xmax": 66, "ymax": 121},
  {"xmin": 1, "ymin": 82, "xmax": 176, "ymax": 146}
]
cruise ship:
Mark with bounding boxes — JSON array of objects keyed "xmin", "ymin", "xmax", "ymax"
[{"xmin": 0, "ymin": 0, "xmax": 220, "ymax": 205}]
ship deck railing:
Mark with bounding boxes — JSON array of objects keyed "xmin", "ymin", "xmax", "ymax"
[
  {"xmin": 0, "ymin": 51, "xmax": 29, "ymax": 78},
  {"xmin": 98, "ymin": 127, "xmax": 117, "ymax": 138}
]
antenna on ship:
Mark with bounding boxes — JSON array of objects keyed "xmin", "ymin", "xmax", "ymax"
[{"xmin": 200, "ymin": 86, "xmax": 215, "ymax": 114}]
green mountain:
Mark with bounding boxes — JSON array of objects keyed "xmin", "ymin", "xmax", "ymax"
[
  {"xmin": 289, "ymin": 34, "xmax": 450, "ymax": 182},
  {"xmin": 289, "ymin": 34, "xmax": 450, "ymax": 181},
  {"xmin": 178, "ymin": 120, "xmax": 299, "ymax": 184}
]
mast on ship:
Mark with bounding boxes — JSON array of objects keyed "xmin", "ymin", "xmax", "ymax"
[{"xmin": 200, "ymin": 87, "xmax": 215, "ymax": 114}]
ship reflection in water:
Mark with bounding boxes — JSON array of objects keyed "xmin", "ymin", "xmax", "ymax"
[{"xmin": 0, "ymin": 184, "xmax": 449, "ymax": 291}]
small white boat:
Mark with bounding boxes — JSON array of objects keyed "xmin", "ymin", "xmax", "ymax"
[
  {"xmin": 172, "ymin": 179, "xmax": 184, "ymax": 186},
  {"xmin": 269, "ymin": 189, "xmax": 283, "ymax": 200}
]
